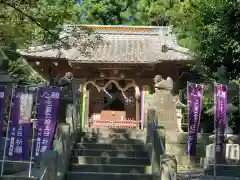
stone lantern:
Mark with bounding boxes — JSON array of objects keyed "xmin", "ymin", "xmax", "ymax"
[
  {"xmin": 204, "ymin": 103, "xmax": 240, "ymax": 175},
  {"xmin": 206, "ymin": 103, "xmax": 238, "ymax": 142}
]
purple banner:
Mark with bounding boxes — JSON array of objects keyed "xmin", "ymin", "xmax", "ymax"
[
  {"xmin": 214, "ymin": 84, "xmax": 227, "ymax": 162},
  {"xmin": 8, "ymin": 87, "xmax": 32, "ymax": 160},
  {"xmin": 187, "ymin": 83, "xmax": 204, "ymax": 156},
  {"xmin": 0, "ymin": 86, "xmax": 7, "ymax": 136},
  {"xmin": 35, "ymin": 87, "xmax": 61, "ymax": 156}
]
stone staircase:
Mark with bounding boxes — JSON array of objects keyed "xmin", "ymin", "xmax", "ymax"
[{"xmin": 66, "ymin": 128, "xmax": 153, "ymax": 180}]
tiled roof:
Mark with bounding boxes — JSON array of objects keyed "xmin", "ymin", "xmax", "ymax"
[{"xmin": 18, "ymin": 25, "xmax": 192, "ymax": 63}]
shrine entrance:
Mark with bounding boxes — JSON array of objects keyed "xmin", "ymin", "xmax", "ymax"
[{"xmin": 82, "ymin": 79, "xmax": 140, "ymax": 129}]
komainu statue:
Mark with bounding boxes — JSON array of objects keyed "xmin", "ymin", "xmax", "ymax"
[
  {"xmin": 154, "ymin": 75, "xmax": 173, "ymax": 92},
  {"xmin": 160, "ymin": 154, "xmax": 177, "ymax": 180},
  {"xmin": 54, "ymin": 72, "xmax": 73, "ymax": 91}
]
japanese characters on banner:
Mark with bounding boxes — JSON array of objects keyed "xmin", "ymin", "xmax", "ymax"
[
  {"xmin": 214, "ymin": 84, "xmax": 227, "ymax": 161},
  {"xmin": 19, "ymin": 92, "xmax": 34, "ymax": 124},
  {"xmin": 35, "ymin": 87, "xmax": 61, "ymax": 157},
  {"xmin": 187, "ymin": 83, "xmax": 204, "ymax": 156},
  {"xmin": 0, "ymin": 86, "xmax": 7, "ymax": 137},
  {"xmin": 8, "ymin": 87, "xmax": 33, "ymax": 159}
]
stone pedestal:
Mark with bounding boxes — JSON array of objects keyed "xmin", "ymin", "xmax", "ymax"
[
  {"xmin": 204, "ymin": 135, "xmax": 240, "ymax": 177},
  {"xmin": 205, "ymin": 143, "xmax": 240, "ymax": 167},
  {"xmin": 206, "ymin": 143, "xmax": 240, "ymax": 160},
  {"xmin": 164, "ymin": 131, "xmax": 209, "ymax": 171},
  {"xmin": 153, "ymin": 91, "xmax": 177, "ymax": 131}
]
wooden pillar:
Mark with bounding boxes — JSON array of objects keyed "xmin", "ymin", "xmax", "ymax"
[
  {"xmin": 82, "ymin": 80, "xmax": 88, "ymax": 129},
  {"xmin": 136, "ymin": 98, "xmax": 140, "ymax": 129},
  {"xmin": 85, "ymin": 90, "xmax": 90, "ymax": 128},
  {"xmin": 173, "ymin": 64, "xmax": 180, "ymax": 95},
  {"xmin": 48, "ymin": 64, "xmax": 54, "ymax": 86}
]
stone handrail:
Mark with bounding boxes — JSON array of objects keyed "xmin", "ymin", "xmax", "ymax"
[
  {"xmin": 39, "ymin": 99, "xmax": 80, "ymax": 180},
  {"xmin": 39, "ymin": 122, "xmax": 75, "ymax": 180}
]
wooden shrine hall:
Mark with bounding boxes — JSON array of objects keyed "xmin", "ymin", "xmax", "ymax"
[{"xmin": 18, "ymin": 24, "xmax": 191, "ymax": 129}]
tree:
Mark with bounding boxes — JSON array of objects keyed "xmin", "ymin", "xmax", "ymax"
[
  {"xmin": 0, "ymin": 0, "xmax": 93, "ymax": 84},
  {"xmin": 138, "ymin": 0, "xmax": 181, "ymax": 26},
  {"xmin": 168, "ymin": 0, "xmax": 240, "ymax": 80},
  {"xmin": 165, "ymin": 0, "xmax": 240, "ymax": 133},
  {"xmin": 77, "ymin": 0, "xmax": 182, "ymax": 26},
  {"xmin": 77, "ymin": 0, "xmax": 140, "ymax": 25}
]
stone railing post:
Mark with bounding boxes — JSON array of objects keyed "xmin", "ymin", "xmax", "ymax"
[
  {"xmin": 39, "ymin": 150, "xmax": 58, "ymax": 180},
  {"xmin": 54, "ymin": 123, "xmax": 71, "ymax": 180}
]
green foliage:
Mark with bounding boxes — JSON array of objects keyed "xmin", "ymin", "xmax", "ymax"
[
  {"xmin": 138, "ymin": 0, "xmax": 181, "ymax": 25},
  {"xmin": 0, "ymin": 0, "xmax": 85, "ymax": 85},
  {"xmin": 168, "ymin": 0, "xmax": 240, "ymax": 80},
  {"xmin": 8, "ymin": 58, "xmax": 45, "ymax": 84},
  {"xmin": 77, "ymin": 0, "xmax": 182, "ymax": 26},
  {"xmin": 0, "ymin": 0, "xmax": 185, "ymax": 85},
  {"xmin": 2, "ymin": 0, "xmax": 240, "ymax": 127},
  {"xmin": 76, "ymin": 0, "xmax": 140, "ymax": 25}
]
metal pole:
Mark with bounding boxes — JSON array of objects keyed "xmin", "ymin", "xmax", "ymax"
[
  {"xmin": 1, "ymin": 86, "xmax": 14, "ymax": 176},
  {"xmin": 28, "ymin": 87, "xmax": 39, "ymax": 177},
  {"xmin": 238, "ymin": 85, "xmax": 240, "ymax": 115},
  {"xmin": 186, "ymin": 81, "xmax": 192, "ymax": 179},
  {"xmin": 213, "ymin": 82, "xmax": 217, "ymax": 179},
  {"xmin": 187, "ymin": 81, "xmax": 190, "ymax": 140}
]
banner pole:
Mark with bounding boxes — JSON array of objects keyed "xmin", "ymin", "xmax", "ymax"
[
  {"xmin": 187, "ymin": 81, "xmax": 190, "ymax": 143},
  {"xmin": 1, "ymin": 86, "xmax": 14, "ymax": 176},
  {"xmin": 213, "ymin": 83, "xmax": 217, "ymax": 179},
  {"xmin": 238, "ymin": 85, "xmax": 240, "ymax": 115},
  {"xmin": 186, "ymin": 81, "xmax": 192, "ymax": 178},
  {"xmin": 28, "ymin": 87, "xmax": 39, "ymax": 177}
]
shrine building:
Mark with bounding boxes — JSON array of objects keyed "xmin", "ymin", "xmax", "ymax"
[{"xmin": 18, "ymin": 24, "xmax": 192, "ymax": 129}]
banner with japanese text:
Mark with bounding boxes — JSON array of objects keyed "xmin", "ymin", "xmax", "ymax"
[
  {"xmin": 35, "ymin": 87, "xmax": 61, "ymax": 156},
  {"xmin": 0, "ymin": 86, "xmax": 7, "ymax": 136},
  {"xmin": 8, "ymin": 87, "xmax": 33, "ymax": 159},
  {"xmin": 214, "ymin": 84, "xmax": 227, "ymax": 162},
  {"xmin": 187, "ymin": 83, "xmax": 204, "ymax": 156}
]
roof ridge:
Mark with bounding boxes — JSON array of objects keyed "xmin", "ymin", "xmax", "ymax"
[
  {"xmin": 64, "ymin": 24, "xmax": 172, "ymax": 29},
  {"xmin": 62, "ymin": 24, "xmax": 173, "ymax": 34}
]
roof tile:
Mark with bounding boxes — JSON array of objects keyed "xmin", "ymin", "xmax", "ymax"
[{"xmin": 18, "ymin": 25, "xmax": 192, "ymax": 63}]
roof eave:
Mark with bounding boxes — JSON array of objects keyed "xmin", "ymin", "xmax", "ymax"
[{"xmin": 20, "ymin": 54, "xmax": 193, "ymax": 64}]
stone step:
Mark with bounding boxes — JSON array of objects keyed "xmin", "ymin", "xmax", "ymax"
[
  {"xmin": 0, "ymin": 161, "xmax": 29, "ymax": 175},
  {"xmin": 177, "ymin": 173, "xmax": 203, "ymax": 180},
  {"xmin": 198, "ymin": 175, "xmax": 240, "ymax": 180},
  {"xmin": 81, "ymin": 137, "xmax": 145, "ymax": 144},
  {"xmin": 71, "ymin": 156, "xmax": 150, "ymax": 165},
  {"xmin": 177, "ymin": 161, "xmax": 204, "ymax": 173},
  {"xmin": 66, "ymin": 172, "xmax": 153, "ymax": 180},
  {"xmin": 74, "ymin": 143, "xmax": 146, "ymax": 151},
  {"xmin": 177, "ymin": 165, "xmax": 203, "ymax": 172},
  {"xmin": 84, "ymin": 128, "xmax": 146, "ymax": 135},
  {"xmin": 72, "ymin": 149, "xmax": 149, "ymax": 158},
  {"xmin": 0, "ymin": 176, "xmax": 38, "ymax": 179},
  {"xmin": 204, "ymin": 165, "xmax": 240, "ymax": 177},
  {"xmin": 172, "ymin": 155, "xmax": 204, "ymax": 168},
  {"xmin": 68, "ymin": 164, "xmax": 151, "ymax": 174},
  {"xmin": 82, "ymin": 132, "xmax": 146, "ymax": 140}
]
